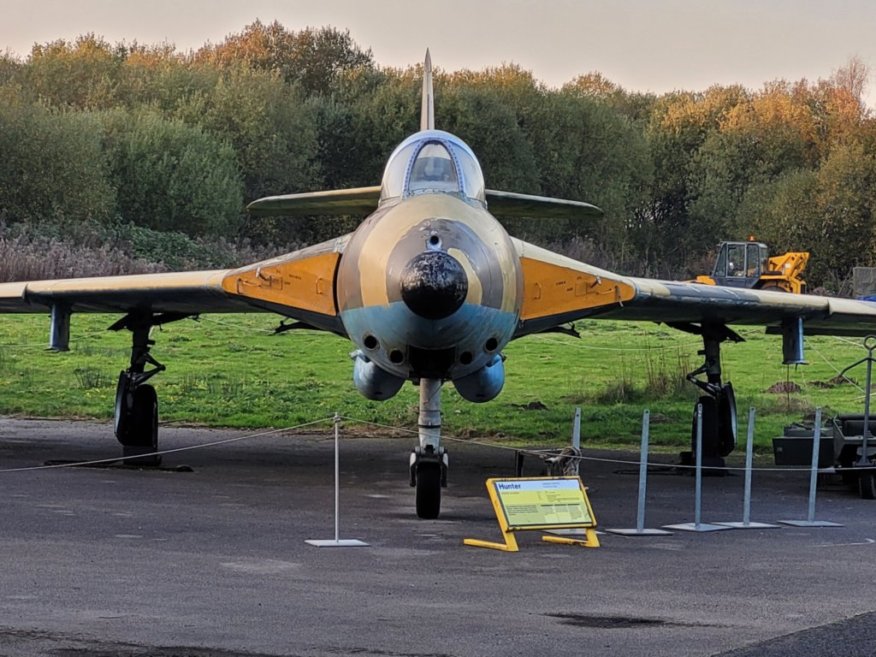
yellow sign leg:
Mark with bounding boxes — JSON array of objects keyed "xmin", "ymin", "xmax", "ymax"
[
  {"xmin": 463, "ymin": 529, "xmax": 519, "ymax": 552},
  {"xmin": 541, "ymin": 528, "xmax": 600, "ymax": 548}
]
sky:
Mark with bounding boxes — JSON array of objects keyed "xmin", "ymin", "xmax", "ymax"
[{"xmin": 4, "ymin": 0, "xmax": 876, "ymax": 108}]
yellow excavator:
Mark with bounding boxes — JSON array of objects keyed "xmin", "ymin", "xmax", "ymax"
[{"xmin": 694, "ymin": 239, "xmax": 809, "ymax": 294}]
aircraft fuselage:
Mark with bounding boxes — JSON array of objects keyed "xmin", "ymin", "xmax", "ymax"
[{"xmin": 338, "ymin": 194, "xmax": 522, "ymax": 387}]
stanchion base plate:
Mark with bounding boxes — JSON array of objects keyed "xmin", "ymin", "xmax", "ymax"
[
  {"xmin": 714, "ymin": 521, "xmax": 781, "ymax": 529},
  {"xmin": 604, "ymin": 528, "xmax": 673, "ymax": 536},
  {"xmin": 662, "ymin": 522, "xmax": 730, "ymax": 532},
  {"xmin": 305, "ymin": 539, "xmax": 369, "ymax": 547},
  {"xmin": 777, "ymin": 520, "xmax": 843, "ymax": 528}
]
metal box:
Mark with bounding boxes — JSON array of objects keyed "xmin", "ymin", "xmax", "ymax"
[{"xmin": 772, "ymin": 433, "xmax": 834, "ymax": 468}]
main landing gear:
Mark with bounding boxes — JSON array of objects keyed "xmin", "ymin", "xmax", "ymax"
[
  {"xmin": 409, "ymin": 378, "xmax": 449, "ymax": 519},
  {"xmin": 672, "ymin": 322, "xmax": 742, "ymax": 471},
  {"xmin": 110, "ymin": 313, "xmax": 185, "ymax": 465}
]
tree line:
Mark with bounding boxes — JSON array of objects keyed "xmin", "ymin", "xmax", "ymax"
[{"xmin": 0, "ymin": 20, "xmax": 873, "ymax": 291}]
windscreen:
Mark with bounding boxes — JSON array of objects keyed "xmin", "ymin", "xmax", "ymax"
[{"xmin": 379, "ymin": 131, "xmax": 486, "ymax": 205}]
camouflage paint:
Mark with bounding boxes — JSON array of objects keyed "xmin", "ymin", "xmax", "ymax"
[{"xmin": 336, "ymin": 193, "xmax": 522, "ymax": 381}]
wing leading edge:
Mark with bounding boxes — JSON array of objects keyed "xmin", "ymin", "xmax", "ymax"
[{"xmin": 513, "ymin": 238, "xmax": 876, "ymax": 338}]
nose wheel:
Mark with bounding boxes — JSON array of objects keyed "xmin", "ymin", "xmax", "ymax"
[
  {"xmin": 410, "ymin": 445, "xmax": 448, "ymax": 519},
  {"xmin": 414, "ymin": 459, "xmax": 441, "ymax": 519}
]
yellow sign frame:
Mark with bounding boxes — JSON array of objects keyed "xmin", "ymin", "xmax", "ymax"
[{"xmin": 464, "ymin": 477, "xmax": 599, "ymax": 552}]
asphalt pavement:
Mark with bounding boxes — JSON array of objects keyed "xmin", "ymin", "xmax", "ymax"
[{"xmin": 1, "ymin": 418, "xmax": 875, "ymax": 657}]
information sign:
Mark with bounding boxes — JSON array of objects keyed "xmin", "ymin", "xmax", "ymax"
[
  {"xmin": 464, "ymin": 477, "xmax": 599, "ymax": 552},
  {"xmin": 493, "ymin": 478, "xmax": 594, "ymax": 530}
]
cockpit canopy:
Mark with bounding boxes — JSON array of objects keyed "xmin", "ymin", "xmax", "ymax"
[{"xmin": 380, "ymin": 130, "xmax": 486, "ymax": 205}]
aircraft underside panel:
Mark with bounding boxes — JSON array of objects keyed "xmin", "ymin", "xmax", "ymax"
[{"xmin": 0, "ymin": 235, "xmax": 350, "ymax": 335}]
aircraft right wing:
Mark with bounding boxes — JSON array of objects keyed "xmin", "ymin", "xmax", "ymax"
[{"xmin": 512, "ymin": 238, "xmax": 876, "ymax": 338}]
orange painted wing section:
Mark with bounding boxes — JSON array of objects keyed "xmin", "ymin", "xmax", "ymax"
[
  {"xmin": 221, "ymin": 251, "xmax": 342, "ymax": 329},
  {"xmin": 514, "ymin": 245, "xmax": 637, "ymax": 337},
  {"xmin": 519, "ymin": 257, "xmax": 636, "ymax": 320}
]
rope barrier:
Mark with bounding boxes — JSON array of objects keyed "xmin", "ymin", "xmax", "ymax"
[
  {"xmin": 0, "ymin": 410, "xmax": 868, "ymax": 476},
  {"xmin": 335, "ymin": 414, "xmax": 859, "ymax": 474},
  {"xmin": 0, "ymin": 416, "xmax": 336, "ymax": 473}
]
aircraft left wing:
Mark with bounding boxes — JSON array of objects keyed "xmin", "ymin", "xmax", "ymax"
[
  {"xmin": 513, "ymin": 238, "xmax": 876, "ymax": 338},
  {"xmin": 0, "ymin": 235, "xmax": 351, "ymax": 336}
]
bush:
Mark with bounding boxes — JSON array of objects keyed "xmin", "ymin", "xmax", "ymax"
[
  {"xmin": 110, "ymin": 223, "xmax": 280, "ymax": 270},
  {"xmin": 0, "ymin": 219, "xmax": 287, "ymax": 282},
  {"xmin": 0, "ymin": 232, "xmax": 165, "ymax": 282},
  {"xmin": 0, "ymin": 90, "xmax": 116, "ymax": 225},
  {"xmin": 100, "ymin": 109, "xmax": 244, "ymax": 236}
]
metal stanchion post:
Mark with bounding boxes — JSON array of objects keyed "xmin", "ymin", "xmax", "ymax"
[
  {"xmin": 306, "ymin": 414, "xmax": 370, "ymax": 547},
  {"xmin": 606, "ymin": 409, "xmax": 672, "ymax": 536},
  {"xmin": 716, "ymin": 407, "xmax": 779, "ymax": 529},
  {"xmin": 664, "ymin": 403, "xmax": 729, "ymax": 532},
  {"xmin": 572, "ymin": 407, "xmax": 581, "ymax": 450},
  {"xmin": 780, "ymin": 408, "xmax": 842, "ymax": 528},
  {"xmin": 694, "ymin": 406, "xmax": 703, "ymax": 527},
  {"xmin": 636, "ymin": 410, "xmax": 650, "ymax": 532}
]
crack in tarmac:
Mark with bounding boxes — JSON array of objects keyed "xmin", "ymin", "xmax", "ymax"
[{"xmin": 0, "ymin": 629, "xmax": 459, "ymax": 657}]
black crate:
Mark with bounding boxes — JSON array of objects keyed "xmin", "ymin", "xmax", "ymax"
[{"xmin": 772, "ymin": 436, "xmax": 834, "ymax": 468}]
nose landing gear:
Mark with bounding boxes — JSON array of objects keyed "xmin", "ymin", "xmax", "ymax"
[{"xmin": 408, "ymin": 378, "xmax": 448, "ymax": 519}]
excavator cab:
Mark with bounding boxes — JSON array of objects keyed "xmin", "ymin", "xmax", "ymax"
[
  {"xmin": 696, "ymin": 240, "xmax": 809, "ymax": 294},
  {"xmin": 711, "ymin": 241, "xmax": 769, "ymax": 288}
]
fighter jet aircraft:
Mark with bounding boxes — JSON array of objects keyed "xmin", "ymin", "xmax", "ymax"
[{"xmin": 3, "ymin": 51, "xmax": 876, "ymax": 518}]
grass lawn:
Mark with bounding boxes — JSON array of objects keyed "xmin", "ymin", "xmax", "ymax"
[{"xmin": 0, "ymin": 312, "xmax": 870, "ymax": 452}]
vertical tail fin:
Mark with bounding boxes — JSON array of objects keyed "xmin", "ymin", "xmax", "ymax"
[{"xmin": 420, "ymin": 49, "xmax": 434, "ymax": 131}]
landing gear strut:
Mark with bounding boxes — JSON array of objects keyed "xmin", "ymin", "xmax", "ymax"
[
  {"xmin": 409, "ymin": 378, "xmax": 448, "ymax": 519},
  {"xmin": 110, "ymin": 313, "xmax": 185, "ymax": 465},
  {"xmin": 672, "ymin": 322, "xmax": 742, "ymax": 471}
]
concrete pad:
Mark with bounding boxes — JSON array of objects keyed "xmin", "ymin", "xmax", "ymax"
[{"xmin": 1, "ymin": 418, "xmax": 875, "ymax": 657}]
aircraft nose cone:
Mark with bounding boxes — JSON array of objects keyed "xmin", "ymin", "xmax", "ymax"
[{"xmin": 400, "ymin": 251, "xmax": 468, "ymax": 319}]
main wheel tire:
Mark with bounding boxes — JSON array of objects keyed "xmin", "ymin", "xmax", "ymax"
[
  {"xmin": 858, "ymin": 470, "xmax": 876, "ymax": 499},
  {"xmin": 691, "ymin": 396, "xmax": 719, "ymax": 458},
  {"xmin": 130, "ymin": 384, "xmax": 158, "ymax": 449},
  {"xmin": 415, "ymin": 463, "xmax": 441, "ymax": 519},
  {"xmin": 717, "ymin": 383, "xmax": 737, "ymax": 456},
  {"xmin": 122, "ymin": 384, "xmax": 160, "ymax": 466},
  {"xmin": 114, "ymin": 371, "xmax": 132, "ymax": 442}
]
